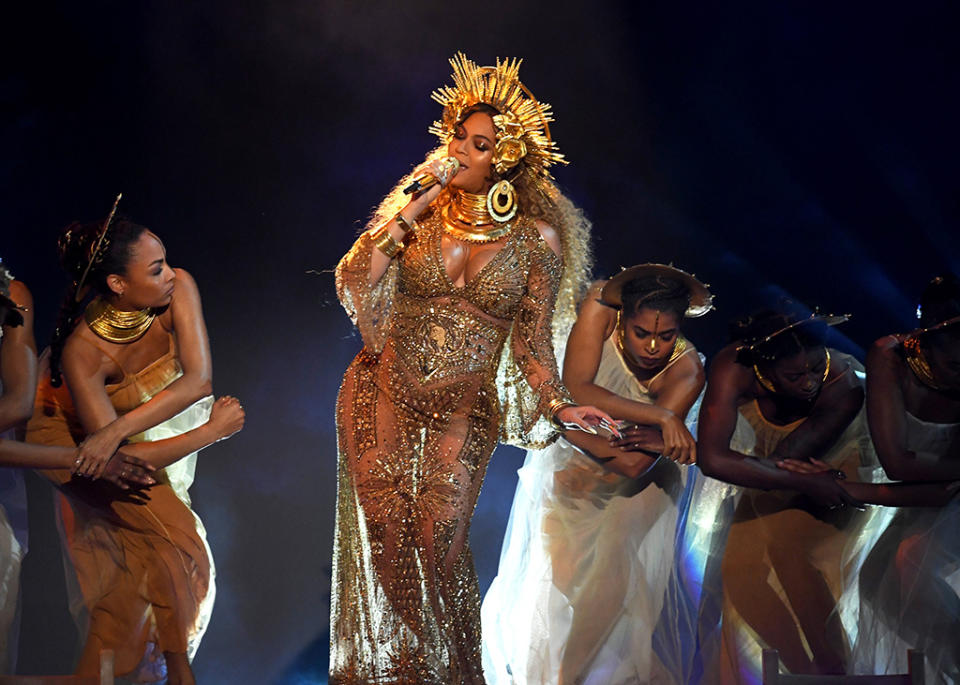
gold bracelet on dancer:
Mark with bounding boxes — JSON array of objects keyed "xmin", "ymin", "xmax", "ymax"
[{"xmin": 371, "ymin": 225, "xmax": 404, "ymax": 259}]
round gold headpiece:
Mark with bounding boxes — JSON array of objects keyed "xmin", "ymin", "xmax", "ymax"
[
  {"xmin": 429, "ymin": 52, "xmax": 566, "ymax": 181},
  {"xmin": 734, "ymin": 311, "xmax": 849, "ymax": 360},
  {"xmin": 601, "ymin": 263, "xmax": 715, "ymax": 318}
]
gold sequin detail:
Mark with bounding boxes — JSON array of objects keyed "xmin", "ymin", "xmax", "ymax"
[{"xmin": 331, "ymin": 206, "xmax": 568, "ymax": 683}]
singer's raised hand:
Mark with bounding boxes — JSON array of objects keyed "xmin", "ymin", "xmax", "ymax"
[
  {"xmin": 367, "ymin": 156, "xmax": 459, "ymax": 285},
  {"xmin": 403, "ymin": 157, "xmax": 458, "ymax": 215}
]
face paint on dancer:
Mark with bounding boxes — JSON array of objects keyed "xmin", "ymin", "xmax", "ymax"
[{"xmin": 620, "ymin": 306, "xmax": 681, "ymax": 370}]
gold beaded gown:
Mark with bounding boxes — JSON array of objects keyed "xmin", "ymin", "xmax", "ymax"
[{"xmin": 331, "ymin": 207, "xmax": 569, "ymax": 685}]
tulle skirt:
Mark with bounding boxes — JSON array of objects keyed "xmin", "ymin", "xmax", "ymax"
[{"xmin": 482, "ymin": 439, "xmax": 701, "ymax": 685}]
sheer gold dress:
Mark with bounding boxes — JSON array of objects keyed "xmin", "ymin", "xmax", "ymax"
[
  {"xmin": 331, "ymin": 209, "xmax": 568, "ymax": 685},
  {"xmin": 26, "ymin": 327, "xmax": 214, "ymax": 681}
]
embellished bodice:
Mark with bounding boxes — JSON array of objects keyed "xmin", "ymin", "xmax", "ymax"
[
  {"xmin": 336, "ymin": 203, "xmax": 569, "ymax": 447},
  {"xmin": 387, "ymin": 211, "xmax": 555, "ymax": 388},
  {"xmin": 397, "ymin": 211, "xmax": 530, "ymax": 320}
]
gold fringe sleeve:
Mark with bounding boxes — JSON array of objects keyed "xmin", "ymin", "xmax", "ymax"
[
  {"xmin": 497, "ymin": 231, "xmax": 570, "ymax": 449},
  {"xmin": 334, "ymin": 232, "xmax": 400, "ymax": 354}
]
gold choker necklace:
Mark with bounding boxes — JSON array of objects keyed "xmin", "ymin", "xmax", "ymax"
[
  {"xmin": 903, "ymin": 336, "xmax": 944, "ymax": 391},
  {"xmin": 441, "ymin": 191, "xmax": 514, "ymax": 243},
  {"xmin": 449, "ymin": 190, "xmax": 491, "ymax": 226},
  {"xmin": 85, "ymin": 298, "xmax": 156, "ymax": 343}
]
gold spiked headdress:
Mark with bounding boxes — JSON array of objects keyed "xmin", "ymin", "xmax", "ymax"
[{"xmin": 429, "ymin": 52, "xmax": 566, "ymax": 181}]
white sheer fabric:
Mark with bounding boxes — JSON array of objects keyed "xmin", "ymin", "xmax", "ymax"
[
  {"xmin": 0, "ymin": 433, "xmax": 27, "ymax": 674},
  {"xmin": 845, "ymin": 412, "xmax": 960, "ymax": 683},
  {"xmin": 126, "ymin": 395, "xmax": 216, "ymax": 663},
  {"xmin": 57, "ymin": 395, "xmax": 216, "ymax": 681},
  {"xmin": 0, "ymin": 478, "xmax": 24, "ymax": 674},
  {"xmin": 682, "ymin": 353, "xmax": 880, "ymax": 683},
  {"xmin": 482, "ymin": 334, "xmax": 703, "ymax": 685}
]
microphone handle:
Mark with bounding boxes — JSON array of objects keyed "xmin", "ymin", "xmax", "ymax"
[
  {"xmin": 402, "ymin": 157, "xmax": 460, "ymax": 195},
  {"xmin": 403, "ymin": 174, "xmax": 440, "ymax": 195}
]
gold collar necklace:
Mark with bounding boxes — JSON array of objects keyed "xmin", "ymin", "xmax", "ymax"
[
  {"xmin": 903, "ymin": 336, "xmax": 945, "ymax": 391},
  {"xmin": 441, "ymin": 190, "xmax": 513, "ymax": 244},
  {"xmin": 84, "ymin": 297, "xmax": 156, "ymax": 344}
]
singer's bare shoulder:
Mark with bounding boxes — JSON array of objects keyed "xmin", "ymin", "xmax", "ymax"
[{"xmin": 534, "ymin": 220, "xmax": 562, "ymax": 258}]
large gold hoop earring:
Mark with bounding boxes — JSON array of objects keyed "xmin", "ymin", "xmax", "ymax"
[{"xmin": 486, "ymin": 179, "xmax": 518, "ymax": 222}]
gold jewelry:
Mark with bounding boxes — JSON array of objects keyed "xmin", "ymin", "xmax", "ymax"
[
  {"xmin": 371, "ymin": 225, "xmax": 404, "ymax": 259},
  {"xmin": 429, "ymin": 53, "xmax": 566, "ymax": 183},
  {"xmin": 486, "ymin": 179, "xmax": 518, "ymax": 222},
  {"xmin": 615, "ymin": 310, "xmax": 688, "ymax": 370},
  {"xmin": 447, "ymin": 190, "xmax": 493, "ymax": 226},
  {"xmin": 753, "ymin": 348, "xmax": 831, "ymax": 394},
  {"xmin": 84, "ymin": 297, "xmax": 155, "ymax": 343},
  {"xmin": 752, "ymin": 364, "xmax": 777, "ymax": 393},
  {"xmin": 441, "ymin": 190, "xmax": 514, "ymax": 243},
  {"xmin": 547, "ymin": 397, "xmax": 576, "ymax": 430},
  {"xmin": 441, "ymin": 215, "xmax": 514, "ymax": 243},
  {"xmin": 617, "ymin": 332, "xmax": 687, "ymax": 368},
  {"xmin": 394, "ymin": 212, "xmax": 418, "ymax": 234},
  {"xmin": 904, "ymin": 336, "xmax": 944, "ymax": 391},
  {"xmin": 670, "ymin": 336, "xmax": 687, "ymax": 364},
  {"xmin": 73, "ymin": 193, "xmax": 123, "ymax": 302}
]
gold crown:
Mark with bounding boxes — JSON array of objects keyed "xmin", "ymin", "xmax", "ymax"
[{"xmin": 429, "ymin": 52, "xmax": 566, "ymax": 179}]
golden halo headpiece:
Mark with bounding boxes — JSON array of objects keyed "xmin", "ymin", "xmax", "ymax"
[
  {"xmin": 71, "ymin": 193, "xmax": 122, "ymax": 303},
  {"xmin": 734, "ymin": 311, "xmax": 849, "ymax": 362},
  {"xmin": 429, "ymin": 52, "xmax": 566, "ymax": 181},
  {"xmin": 600, "ymin": 263, "xmax": 715, "ymax": 318}
]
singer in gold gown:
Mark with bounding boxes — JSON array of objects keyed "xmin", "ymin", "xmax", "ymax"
[{"xmin": 329, "ymin": 54, "xmax": 608, "ymax": 684}]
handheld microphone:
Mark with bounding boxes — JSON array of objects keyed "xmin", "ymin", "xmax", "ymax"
[{"xmin": 403, "ymin": 157, "xmax": 460, "ymax": 195}]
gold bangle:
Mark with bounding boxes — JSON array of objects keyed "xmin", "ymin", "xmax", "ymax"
[
  {"xmin": 371, "ymin": 226, "xmax": 403, "ymax": 259},
  {"xmin": 547, "ymin": 397, "xmax": 576, "ymax": 430},
  {"xmin": 394, "ymin": 212, "xmax": 418, "ymax": 234}
]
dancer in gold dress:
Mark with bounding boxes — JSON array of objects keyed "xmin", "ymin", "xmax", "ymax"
[
  {"xmin": 331, "ymin": 53, "xmax": 612, "ymax": 684},
  {"xmin": 26, "ymin": 208, "xmax": 244, "ymax": 684}
]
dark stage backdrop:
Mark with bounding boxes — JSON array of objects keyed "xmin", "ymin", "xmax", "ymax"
[{"xmin": 2, "ymin": 2, "xmax": 957, "ymax": 682}]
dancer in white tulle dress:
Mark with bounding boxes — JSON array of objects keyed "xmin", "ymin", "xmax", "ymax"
[
  {"xmin": 483, "ymin": 265, "xmax": 713, "ymax": 685},
  {"xmin": 847, "ymin": 275, "xmax": 960, "ymax": 683}
]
